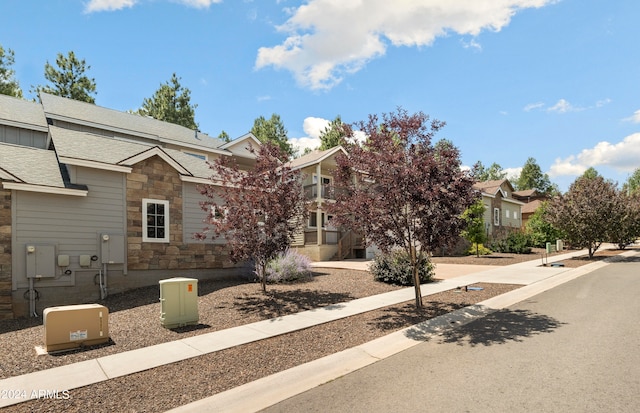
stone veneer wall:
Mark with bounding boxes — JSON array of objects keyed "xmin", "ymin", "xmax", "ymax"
[
  {"xmin": 126, "ymin": 156, "xmax": 231, "ymax": 271},
  {"xmin": 0, "ymin": 188, "xmax": 13, "ymax": 319}
]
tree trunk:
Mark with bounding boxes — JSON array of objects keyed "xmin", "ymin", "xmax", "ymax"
[
  {"xmin": 411, "ymin": 246, "xmax": 423, "ymax": 308},
  {"xmin": 258, "ymin": 260, "xmax": 267, "ymax": 293}
]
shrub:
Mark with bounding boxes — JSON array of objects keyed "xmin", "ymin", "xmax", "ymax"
[
  {"xmin": 466, "ymin": 243, "xmax": 492, "ymax": 256},
  {"xmin": 265, "ymin": 249, "xmax": 312, "ymax": 283},
  {"xmin": 488, "ymin": 230, "xmax": 532, "ymax": 254},
  {"xmin": 370, "ymin": 249, "xmax": 434, "ymax": 286}
]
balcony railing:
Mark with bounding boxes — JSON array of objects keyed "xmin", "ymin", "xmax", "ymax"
[
  {"xmin": 303, "ymin": 184, "xmax": 352, "ymax": 201},
  {"xmin": 303, "ymin": 229, "xmax": 340, "ymax": 245},
  {"xmin": 303, "ymin": 183, "xmax": 336, "ymax": 200}
]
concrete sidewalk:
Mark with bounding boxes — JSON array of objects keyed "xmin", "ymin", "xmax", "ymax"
[
  {"xmin": 311, "ymin": 259, "xmax": 503, "ymax": 280},
  {"xmin": 0, "ymin": 248, "xmax": 623, "ymax": 409}
]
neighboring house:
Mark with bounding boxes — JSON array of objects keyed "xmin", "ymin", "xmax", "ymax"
[
  {"xmin": 287, "ymin": 146, "xmax": 365, "ymax": 261},
  {"xmin": 472, "ymin": 179, "xmax": 524, "ymax": 238},
  {"xmin": 513, "ymin": 189, "xmax": 549, "ymax": 229},
  {"xmin": 0, "ymin": 93, "xmax": 260, "ymax": 319}
]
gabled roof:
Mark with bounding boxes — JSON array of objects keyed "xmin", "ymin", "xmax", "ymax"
[
  {"xmin": 0, "ymin": 142, "xmax": 87, "ymax": 196},
  {"xmin": 39, "ymin": 92, "xmax": 227, "ymax": 154},
  {"xmin": 219, "ymin": 132, "xmax": 261, "ymax": 150},
  {"xmin": 0, "ymin": 143, "xmax": 62, "ymax": 186},
  {"xmin": 521, "ymin": 198, "xmax": 543, "ymax": 214},
  {"xmin": 50, "ymin": 126, "xmax": 218, "ymax": 181},
  {"xmin": 218, "ymin": 133, "xmax": 260, "ymax": 160},
  {"xmin": 513, "ymin": 189, "xmax": 538, "ymax": 198},
  {"xmin": 473, "ymin": 179, "xmax": 514, "ymax": 196},
  {"xmin": 51, "ymin": 125, "xmax": 154, "ymax": 167},
  {"xmin": 287, "ymin": 146, "xmax": 348, "ymax": 170},
  {"xmin": 0, "ymin": 94, "xmax": 48, "ymax": 132}
]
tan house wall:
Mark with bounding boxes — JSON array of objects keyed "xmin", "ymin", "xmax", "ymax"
[{"xmin": 0, "ymin": 189, "xmax": 13, "ymax": 319}]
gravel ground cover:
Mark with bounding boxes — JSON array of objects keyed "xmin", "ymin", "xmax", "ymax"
[{"xmin": 0, "ymin": 247, "xmax": 629, "ymax": 412}]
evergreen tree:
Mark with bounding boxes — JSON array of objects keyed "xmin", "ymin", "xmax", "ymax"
[
  {"xmin": 318, "ymin": 116, "xmax": 348, "ymax": 150},
  {"xmin": 35, "ymin": 51, "xmax": 96, "ymax": 103},
  {"xmin": 515, "ymin": 157, "xmax": 553, "ymax": 194},
  {"xmin": 0, "ymin": 44, "xmax": 23, "ymax": 98},
  {"xmin": 471, "ymin": 161, "xmax": 506, "ymax": 181},
  {"xmin": 217, "ymin": 130, "xmax": 231, "ymax": 143},
  {"xmin": 251, "ymin": 114, "xmax": 293, "ymax": 160},
  {"xmin": 582, "ymin": 167, "xmax": 600, "ymax": 180},
  {"xmin": 623, "ymin": 167, "xmax": 640, "ymax": 195},
  {"xmin": 137, "ymin": 73, "xmax": 198, "ymax": 129}
]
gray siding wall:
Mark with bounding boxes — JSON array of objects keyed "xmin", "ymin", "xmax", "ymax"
[
  {"xmin": 12, "ymin": 167, "xmax": 126, "ymax": 291},
  {"xmin": 0, "ymin": 124, "xmax": 48, "ymax": 149},
  {"xmin": 182, "ymin": 183, "xmax": 225, "ymax": 244}
]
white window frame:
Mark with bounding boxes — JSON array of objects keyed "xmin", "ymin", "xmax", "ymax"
[
  {"xmin": 143, "ymin": 198, "xmax": 170, "ymax": 243},
  {"xmin": 493, "ymin": 208, "xmax": 500, "ymax": 226}
]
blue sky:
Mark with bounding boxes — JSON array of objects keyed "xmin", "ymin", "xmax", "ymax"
[{"xmin": 2, "ymin": 0, "xmax": 639, "ymax": 191}]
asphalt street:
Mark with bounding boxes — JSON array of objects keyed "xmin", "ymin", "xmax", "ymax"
[{"xmin": 261, "ymin": 256, "xmax": 640, "ymax": 413}]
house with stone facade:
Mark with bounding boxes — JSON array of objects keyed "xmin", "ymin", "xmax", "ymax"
[
  {"xmin": 0, "ymin": 93, "xmax": 260, "ymax": 319},
  {"xmin": 472, "ymin": 179, "xmax": 524, "ymax": 239}
]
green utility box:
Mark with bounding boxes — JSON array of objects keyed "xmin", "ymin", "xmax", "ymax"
[{"xmin": 159, "ymin": 277, "xmax": 199, "ymax": 328}]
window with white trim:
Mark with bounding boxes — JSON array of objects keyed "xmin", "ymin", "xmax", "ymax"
[
  {"xmin": 143, "ymin": 199, "xmax": 170, "ymax": 243},
  {"xmin": 493, "ymin": 208, "xmax": 500, "ymax": 226}
]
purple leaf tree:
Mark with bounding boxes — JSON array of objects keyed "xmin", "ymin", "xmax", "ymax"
[
  {"xmin": 198, "ymin": 142, "xmax": 307, "ymax": 292},
  {"xmin": 329, "ymin": 108, "xmax": 478, "ymax": 308}
]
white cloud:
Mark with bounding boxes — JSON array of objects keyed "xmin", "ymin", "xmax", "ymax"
[
  {"xmin": 523, "ymin": 98, "xmax": 612, "ymax": 114},
  {"xmin": 302, "ymin": 117, "xmax": 330, "ymax": 139},
  {"xmin": 288, "ymin": 116, "xmax": 370, "ymax": 155},
  {"xmin": 288, "ymin": 116, "xmax": 329, "ymax": 155},
  {"xmin": 256, "ymin": 0, "xmax": 557, "ymax": 90},
  {"xmin": 178, "ymin": 0, "xmax": 222, "ymax": 8},
  {"xmin": 84, "ymin": 0, "xmax": 220, "ymax": 13},
  {"xmin": 547, "ymin": 98, "xmax": 580, "ymax": 113},
  {"xmin": 84, "ymin": 0, "xmax": 136, "ymax": 13},
  {"xmin": 524, "ymin": 102, "xmax": 544, "ymax": 112},
  {"xmin": 289, "ymin": 136, "xmax": 321, "ymax": 155},
  {"xmin": 503, "ymin": 167, "xmax": 522, "ymax": 181},
  {"xmin": 461, "ymin": 38, "xmax": 483, "ymax": 51},
  {"xmin": 549, "ymin": 133, "xmax": 640, "ymax": 177},
  {"xmin": 623, "ymin": 109, "xmax": 640, "ymax": 123},
  {"xmin": 349, "ymin": 130, "xmax": 368, "ymax": 146}
]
